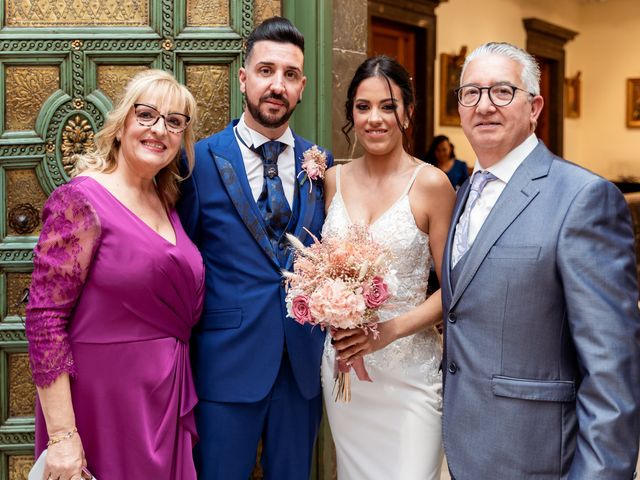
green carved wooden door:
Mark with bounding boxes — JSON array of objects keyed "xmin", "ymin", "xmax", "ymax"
[{"xmin": 0, "ymin": 1, "xmax": 282, "ymax": 478}]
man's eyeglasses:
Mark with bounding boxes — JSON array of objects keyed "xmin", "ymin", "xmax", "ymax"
[
  {"xmin": 133, "ymin": 103, "xmax": 190, "ymax": 134},
  {"xmin": 455, "ymin": 84, "xmax": 534, "ymax": 107}
]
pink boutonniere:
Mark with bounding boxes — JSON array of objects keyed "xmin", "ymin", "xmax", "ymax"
[{"xmin": 298, "ymin": 145, "xmax": 328, "ymax": 191}]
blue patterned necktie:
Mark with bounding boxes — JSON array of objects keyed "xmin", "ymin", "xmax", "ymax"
[
  {"xmin": 255, "ymin": 141, "xmax": 291, "ymax": 241},
  {"xmin": 451, "ymin": 170, "xmax": 497, "ymax": 266}
]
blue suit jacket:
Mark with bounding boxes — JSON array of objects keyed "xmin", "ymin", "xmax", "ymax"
[
  {"xmin": 178, "ymin": 121, "xmax": 334, "ymax": 403},
  {"xmin": 441, "ymin": 142, "xmax": 640, "ymax": 479}
]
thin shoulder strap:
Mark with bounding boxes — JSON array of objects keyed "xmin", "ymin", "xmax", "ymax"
[
  {"xmin": 335, "ymin": 164, "xmax": 343, "ymax": 196},
  {"xmin": 402, "ymin": 163, "xmax": 426, "ymax": 196}
]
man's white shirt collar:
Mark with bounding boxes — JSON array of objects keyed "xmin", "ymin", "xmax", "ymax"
[
  {"xmin": 237, "ymin": 113, "xmax": 295, "ymax": 150},
  {"xmin": 472, "ymin": 133, "xmax": 539, "ymax": 184}
]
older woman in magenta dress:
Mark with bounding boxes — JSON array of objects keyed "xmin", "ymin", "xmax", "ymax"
[{"xmin": 25, "ymin": 69, "xmax": 203, "ymax": 479}]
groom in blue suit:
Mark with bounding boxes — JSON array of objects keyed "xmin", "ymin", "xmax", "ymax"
[{"xmin": 178, "ymin": 17, "xmax": 333, "ymax": 479}]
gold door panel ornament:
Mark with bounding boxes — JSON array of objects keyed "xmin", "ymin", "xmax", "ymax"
[
  {"xmin": 254, "ymin": 0, "xmax": 281, "ymax": 25},
  {"xmin": 5, "ymin": 170, "xmax": 48, "ymax": 237},
  {"xmin": 6, "ymin": 272, "xmax": 31, "ymax": 320},
  {"xmin": 37, "ymin": 91, "xmax": 106, "ymax": 191},
  {"xmin": 187, "ymin": 0, "xmax": 229, "ymax": 27},
  {"xmin": 61, "ymin": 114, "xmax": 96, "ymax": 174},
  {"xmin": 5, "ymin": 0, "xmax": 150, "ymax": 27},
  {"xmin": 185, "ymin": 64, "xmax": 230, "ymax": 140},
  {"xmin": 8, "ymin": 455, "xmax": 33, "ymax": 480},
  {"xmin": 96, "ymin": 65, "xmax": 150, "ymax": 103},
  {"xmin": 8, "ymin": 353, "xmax": 35, "ymax": 418},
  {"xmin": 4, "ymin": 65, "xmax": 60, "ymax": 132}
]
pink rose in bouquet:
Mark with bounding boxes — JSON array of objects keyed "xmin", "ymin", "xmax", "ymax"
[
  {"xmin": 283, "ymin": 225, "xmax": 396, "ymax": 402},
  {"xmin": 363, "ymin": 276, "xmax": 391, "ymax": 309},
  {"xmin": 291, "ymin": 295, "xmax": 312, "ymax": 324}
]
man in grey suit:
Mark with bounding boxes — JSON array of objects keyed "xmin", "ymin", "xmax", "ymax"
[{"xmin": 441, "ymin": 42, "xmax": 640, "ymax": 479}]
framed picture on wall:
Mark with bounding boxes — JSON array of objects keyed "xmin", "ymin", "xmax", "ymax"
[
  {"xmin": 627, "ymin": 78, "xmax": 640, "ymax": 128},
  {"xmin": 564, "ymin": 72, "xmax": 580, "ymax": 118},
  {"xmin": 439, "ymin": 46, "xmax": 467, "ymax": 127}
]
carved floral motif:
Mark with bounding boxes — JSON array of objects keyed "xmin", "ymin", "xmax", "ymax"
[
  {"xmin": 8, "ymin": 204, "xmax": 40, "ymax": 235},
  {"xmin": 162, "ymin": 38, "xmax": 174, "ymax": 51},
  {"xmin": 61, "ymin": 115, "xmax": 95, "ymax": 174},
  {"xmin": 5, "ymin": 169, "xmax": 47, "ymax": 236},
  {"xmin": 5, "ymin": 65, "xmax": 59, "ymax": 131}
]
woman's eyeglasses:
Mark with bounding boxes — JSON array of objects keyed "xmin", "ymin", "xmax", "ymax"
[{"xmin": 133, "ymin": 103, "xmax": 190, "ymax": 134}]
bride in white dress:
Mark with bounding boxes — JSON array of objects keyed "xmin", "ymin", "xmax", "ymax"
[{"xmin": 321, "ymin": 56, "xmax": 456, "ymax": 479}]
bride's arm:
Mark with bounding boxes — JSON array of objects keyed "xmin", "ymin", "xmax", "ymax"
[{"xmin": 333, "ymin": 166, "xmax": 455, "ymax": 363}]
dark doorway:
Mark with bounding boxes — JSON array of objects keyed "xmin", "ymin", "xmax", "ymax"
[
  {"xmin": 524, "ymin": 18, "xmax": 578, "ymax": 157},
  {"xmin": 369, "ymin": 17, "xmax": 421, "ymax": 155},
  {"xmin": 368, "ymin": 0, "xmax": 443, "ymax": 158},
  {"xmin": 536, "ymin": 56, "xmax": 554, "ymax": 148}
]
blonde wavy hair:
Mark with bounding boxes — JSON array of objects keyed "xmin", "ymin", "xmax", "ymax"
[{"xmin": 73, "ymin": 69, "xmax": 198, "ymax": 208}]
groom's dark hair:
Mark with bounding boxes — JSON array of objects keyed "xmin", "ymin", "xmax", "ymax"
[{"xmin": 244, "ymin": 16, "xmax": 305, "ymax": 65}]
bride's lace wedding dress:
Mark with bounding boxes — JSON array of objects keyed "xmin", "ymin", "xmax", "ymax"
[{"xmin": 321, "ymin": 164, "xmax": 444, "ymax": 479}]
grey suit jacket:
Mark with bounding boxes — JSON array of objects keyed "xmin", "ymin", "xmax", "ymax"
[{"xmin": 442, "ymin": 142, "xmax": 640, "ymax": 480}]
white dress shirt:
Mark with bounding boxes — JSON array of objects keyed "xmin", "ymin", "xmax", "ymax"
[
  {"xmin": 234, "ymin": 114, "xmax": 296, "ymax": 207},
  {"xmin": 464, "ymin": 134, "xmax": 539, "ymax": 249}
]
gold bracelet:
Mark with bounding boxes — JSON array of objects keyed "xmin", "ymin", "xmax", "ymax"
[{"xmin": 46, "ymin": 427, "xmax": 78, "ymax": 446}]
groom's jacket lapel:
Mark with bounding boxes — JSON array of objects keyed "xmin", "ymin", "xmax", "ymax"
[
  {"xmin": 209, "ymin": 124, "xmax": 279, "ymax": 267},
  {"xmin": 284, "ymin": 135, "xmax": 319, "ymax": 271},
  {"xmin": 450, "ymin": 143, "xmax": 551, "ymax": 309}
]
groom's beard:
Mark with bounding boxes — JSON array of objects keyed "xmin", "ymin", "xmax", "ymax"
[{"xmin": 245, "ymin": 92, "xmax": 296, "ymax": 129}]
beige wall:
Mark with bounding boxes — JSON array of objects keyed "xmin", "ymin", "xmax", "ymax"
[
  {"xmin": 435, "ymin": 0, "xmax": 640, "ymax": 180},
  {"xmin": 331, "ymin": 0, "xmax": 368, "ymax": 160}
]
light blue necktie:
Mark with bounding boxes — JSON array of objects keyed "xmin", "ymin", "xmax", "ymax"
[
  {"xmin": 452, "ymin": 170, "xmax": 497, "ymax": 266},
  {"xmin": 254, "ymin": 141, "xmax": 291, "ymax": 241}
]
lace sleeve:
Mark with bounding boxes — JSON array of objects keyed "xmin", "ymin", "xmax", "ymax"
[{"xmin": 25, "ymin": 182, "xmax": 101, "ymax": 387}]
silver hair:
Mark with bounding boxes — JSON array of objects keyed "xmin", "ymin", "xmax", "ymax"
[{"xmin": 460, "ymin": 42, "xmax": 541, "ymax": 96}]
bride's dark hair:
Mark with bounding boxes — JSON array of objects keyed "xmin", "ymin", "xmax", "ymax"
[{"xmin": 342, "ymin": 55, "xmax": 416, "ymax": 150}]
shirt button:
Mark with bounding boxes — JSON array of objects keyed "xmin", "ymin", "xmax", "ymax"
[
  {"xmin": 448, "ymin": 312, "xmax": 457, "ymax": 324},
  {"xmin": 448, "ymin": 362, "xmax": 458, "ymax": 374},
  {"xmin": 278, "ymin": 242, "xmax": 285, "ymax": 250}
]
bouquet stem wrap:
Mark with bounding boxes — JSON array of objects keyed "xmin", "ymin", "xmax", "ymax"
[{"xmin": 334, "ymin": 357, "xmax": 372, "ymax": 402}]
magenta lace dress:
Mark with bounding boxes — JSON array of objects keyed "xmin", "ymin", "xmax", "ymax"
[{"xmin": 26, "ymin": 176, "xmax": 204, "ymax": 479}]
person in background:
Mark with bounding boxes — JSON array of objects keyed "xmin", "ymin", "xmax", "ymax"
[
  {"xmin": 423, "ymin": 135, "xmax": 469, "ymax": 190},
  {"xmin": 26, "ymin": 69, "xmax": 203, "ymax": 479},
  {"xmin": 178, "ymin": 17, "xmax": 333, "ymax": 479}
]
